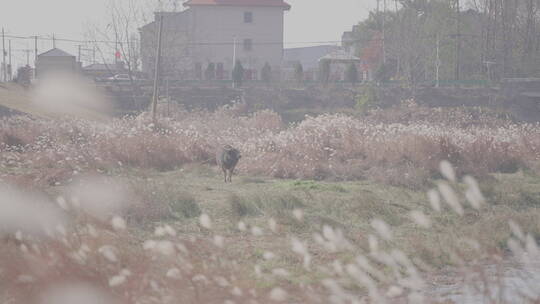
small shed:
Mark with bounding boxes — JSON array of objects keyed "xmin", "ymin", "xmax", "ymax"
[
  {"xmin": 319, "ymin": 49, "xmax": 363, "ymax": 82},
  {"xmin": 35, "ymin": 48, "xmax": 78, "ymax": 78}
]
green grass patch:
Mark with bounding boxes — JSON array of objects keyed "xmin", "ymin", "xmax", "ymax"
[
  {"xmin": 279, "ymin": 180, "xmax": 348, "ymax": 193},
  {"xmin": 169, "ymin": 192, "xmax": 202, "ymax": 219},
  {"xmin": 228, "ymin": 192, "xmax": 305, "ymax": 218},
  {"xmin": 141, "ymin": 181, "xmax": 202, "ymax": 220}
]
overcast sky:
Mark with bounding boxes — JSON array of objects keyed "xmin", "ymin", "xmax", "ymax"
[{"xmin": 1, "ymin": 0, "xmax": 375, "ymax": 68}]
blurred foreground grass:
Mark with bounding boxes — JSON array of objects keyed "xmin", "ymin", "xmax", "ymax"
[{"xmin": 93, "ymin": 164, "xmax": 540, "ymax": 284}]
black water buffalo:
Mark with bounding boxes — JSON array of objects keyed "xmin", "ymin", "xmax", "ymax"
[{"xmin": 216, "ymin": 145, "xmax": 241, "ymax": 183}]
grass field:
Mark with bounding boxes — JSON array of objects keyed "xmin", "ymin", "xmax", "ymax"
[
  {"xmin": 1, "ymin": 101, "xmax": 540, "ymax": 302},
  {"xmin": 120, "ymin": 165, "xmax": 540, "ymax": 271},
  {"xmin": 3, "ymin": 162, "xmax": 539, "ymax": 302}
]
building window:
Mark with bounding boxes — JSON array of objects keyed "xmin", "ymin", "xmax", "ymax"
[
  {"xmin": 243, "ymin": 39, "xmax": 253, "ymax": 51},
  {"xmin": 244, "ymin": 12, "xmax": 253, "ymax": 23}
]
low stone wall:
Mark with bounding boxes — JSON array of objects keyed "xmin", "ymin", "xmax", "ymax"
[
  {"xmin": 105, "ymin": 82, "xmax": 539, "ymax": 122},
  {"xmin": 0, "ymin": 104, "xmax": 25, "ymax": 118}
]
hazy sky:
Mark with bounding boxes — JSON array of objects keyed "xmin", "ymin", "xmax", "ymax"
[{"xmin": 1, "ymin": 0, "xmax": 375, "ymax": 68}]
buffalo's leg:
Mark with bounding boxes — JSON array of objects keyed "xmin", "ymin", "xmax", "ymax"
[{"xmin": 230, "ymin": 168, "xmax": 235, "ymax": 182}]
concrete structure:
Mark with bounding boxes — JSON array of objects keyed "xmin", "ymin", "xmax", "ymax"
[
  {"xmin": 501, "ymin": 78, "xmax": 540, "ymax": 122},
  {"xmin": 502, "ymin": 78, "xmax": 540, "ymax": 105},
  {"xmin": 35, "ymin": 48, "xmax": 78, "ymax": 78},
  {"xmin": 140, "ymin": 0, "xmax": 291, "ymax": 80},
  {"xmin": 319, "ymin": 49, "xmax": 363, "ymax": 82}
]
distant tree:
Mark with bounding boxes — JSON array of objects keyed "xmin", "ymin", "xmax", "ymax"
[
  {"xmin": 15, "ymin": 65, "xmax": 31, "ymax": 86},
  {"xmin": 205, "ymin": 62, "xmax": 216, "ymax": 80},
  {"xmin": 374, "ymin": 60, "xmax": 396, "ymax": 83},
  {"xmin": 261, "ymin": 62, "xmax": 272, "ymax": 83},
  {"xmin": 345, "ymin": 63, "xmax": 359, "ymax": 84},
  {"xmin": 85, "ymin": 0, "xmax": 145, "ymax": 83},
  {"xmin": 294, "ymin": 62, "xmax": 304, "ymax": 84},
  {"xmin": 232, "ymin": 60, "xmax": 244, "ymax": 88},
  {"xmin": 356, "ymin": 84, "xmax": 380, "ymax": 113},
  {"xmin": 318, "ymin": 60, "xmax": 331, "ymax": 84},
  {"xmin": 347, "ymin": 0, "xmax": 540, "ymax": 84}
]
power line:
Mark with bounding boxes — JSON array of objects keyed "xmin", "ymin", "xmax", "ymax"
[
  {"xmin": 2, "ymin": 31, "xmax": 384, "ymax": 45},
  {"xmin": 3, "ymin": 33, "xmax": 348, "ymax": 46},
  {"xmin": 3, "ymin": 31, "xmax": 492, "ymax": 48}
]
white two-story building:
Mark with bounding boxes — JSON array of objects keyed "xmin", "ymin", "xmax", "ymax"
[{"xmin": 140, "ymin": 0, "xmax": 291, "ymax": 80}]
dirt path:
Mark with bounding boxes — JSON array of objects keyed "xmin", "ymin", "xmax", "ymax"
[{"xmin": 0, "ymin": 83, "xmax": 110, "ymax": 121}]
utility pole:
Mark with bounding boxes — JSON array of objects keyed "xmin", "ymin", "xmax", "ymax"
[
  {"xmin": 93, "ymin": 46, "xmax": 96, "ymax": 64},
  {"xmin": 166, "ymin": 78, "xmax": 170, "ymax": 117},
  {"xmin": 78, "ymin": 45, "xmax": 82, "ymax": 63},
  {"xmin": 232, "ymin": 36, "xmax": 237, "ymax": 88},
  {"xmin": 34, "ymin": 36, "xmax": 38, "ymax": 66},
  {"xmin": 151, "ymin": 14, "xmax": 164, "ymax": 123},
  {"xmin": 2, "ymin": 28, "xmax": 6, "ymax": 82},
  {"xmin": 382, "ymin": 0, "xmax": 386, "ymax": 65},
  {"xmin": 115, "ymin": 33, "xmax": 119, "ymax": 65},
  {"xmin": 232, "ymin": 36, "xmax": 237, "ymax": 66},
  {"xmin": 53, "ymin": 34, "xmax": 56, "ymax": 48},
  {"xmin": 34, "ymin": 36, "xmax": 38, "ymax": 79},
  {"xmin": 395, "ymin": 0, "xmax": 401, "ymax": 79},
  {"xmin": 436, "ymin": 35, "xmax": 440, "ymax": 88},
  {"xmin": 455, "ymin": 0, "xmax": 460, "ymax": 84},
  {"xmin": 8, "ymin": 40, "xmax": 12, "ymax": 81}
]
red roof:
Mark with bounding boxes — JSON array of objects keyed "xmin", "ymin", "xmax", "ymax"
[{"xmin": 184, "ymin": 0, "xmax": 291, "ymax": 10}]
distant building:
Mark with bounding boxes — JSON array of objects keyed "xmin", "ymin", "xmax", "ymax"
[
  {"xmin": 35, "ymin": 48, "xmax": 78, "ymax": 78},
  {"xmin": 283, "ymin": 45, "xmax": 339, "ymax": 70},
  {"xmin": 341, "ymin": 25, "xmax": 359, "ymax": 54},
  {"xmin": 139, "ymin": 0, "xmax": 291, "ymax": 80},
  {"xmin": 282, "ymin": 45, "xmax": 339, "ymax": 81},
  {"xmin": 319, "ymin": 49, "xmax": 363, "ymax": 82}
]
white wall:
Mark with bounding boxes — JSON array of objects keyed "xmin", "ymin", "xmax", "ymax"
[
  {"xmin": 190, "ymin": 5, "xmax": 285, "ymax": 75},
  {"xmin": 36, "ymin": 57, "xmax": 77, "ymax": 78}
]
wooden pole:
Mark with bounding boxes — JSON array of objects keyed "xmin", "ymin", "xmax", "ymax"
[
  {"xmin": 395, "ymin": 0, "xmax": 401, "ymax": 79},
  {"xmin": 382, "ymin": 0, "xmax": 386, "ymax": 65},
  {"xmin": 2, "ymin": 28, "xmax": 6, "ymax": 82},
  {"xmin": 34, "ymin": 36, "xmax": 38, "ymax": 64},
  {"xmin": 151, "ymin": 14, "xmax": 164, "ymax": 123},
  {"xmin": 166, "ymin": 78, "xmax": 170, "ymax": 117},
  {"xmin": 436, "ymin": 34, "xmax": 440, "ymax": 88},
  {"xmin": 455, "ymin": 0, "xmax": 461, "ymax": 83},
  {"xmin": 34, "ymin": 36, "xmax": 38, "ymax": 79},
  {"xmin": 8, "ymin": 40, "xmax": 11, "ymax": 81},
  {"xmin": 115, "ymin": 32, "xmax": 118, "ymax": 66},
  {"xmin": 232, "ymin": 36, "xmax": 237, "ymax": 88}
]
